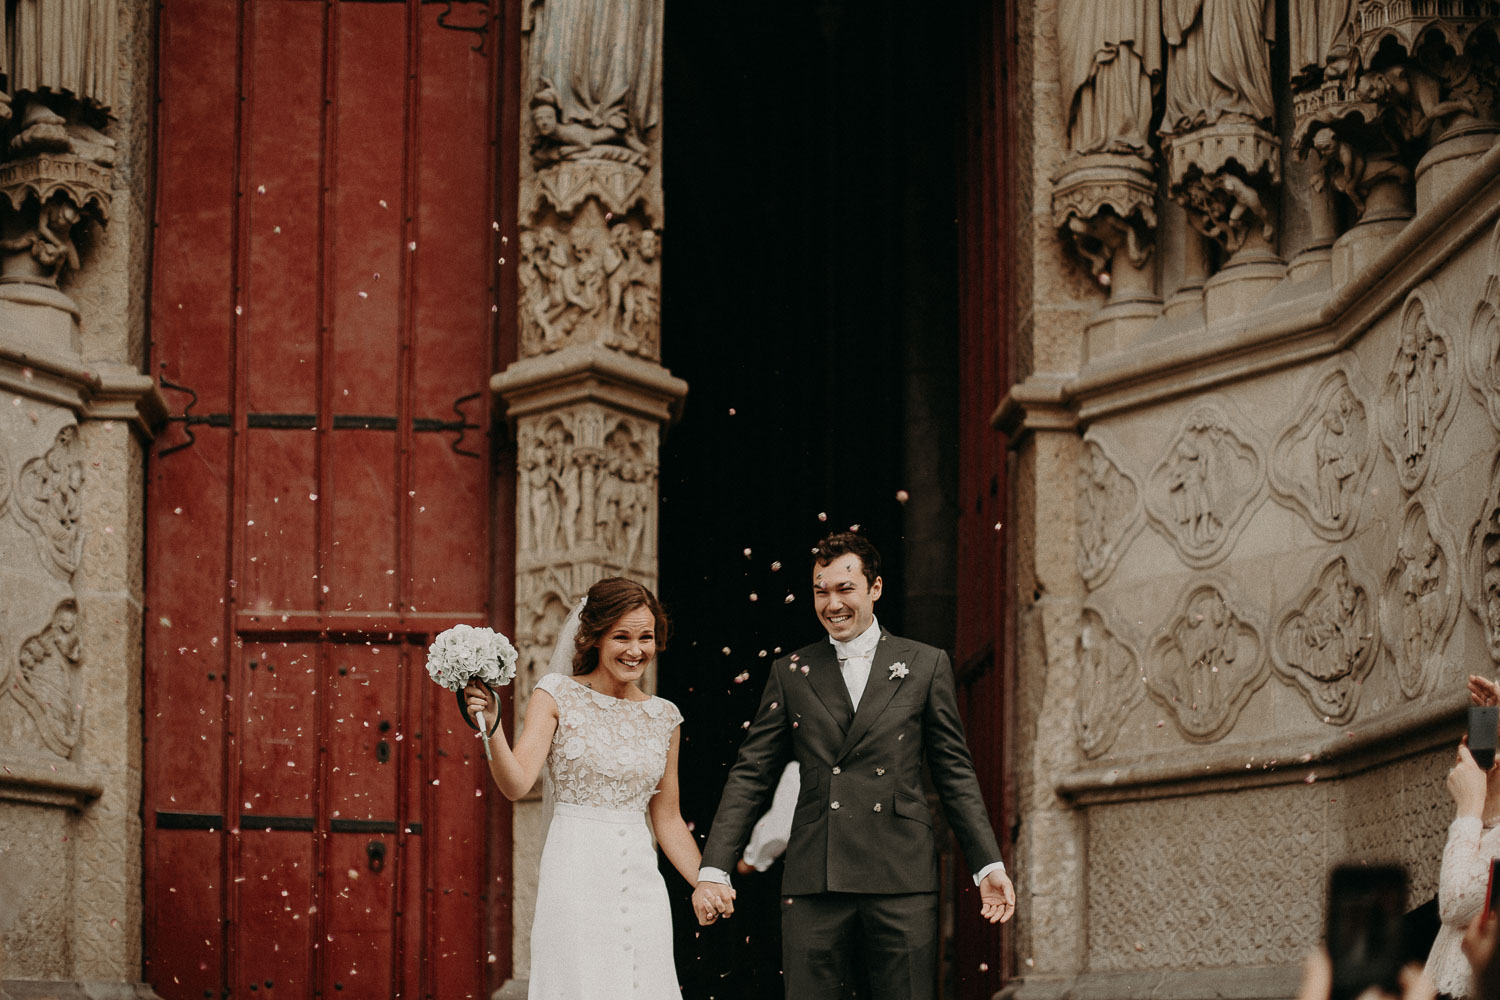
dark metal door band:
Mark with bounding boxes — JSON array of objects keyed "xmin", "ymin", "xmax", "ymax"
[{"xmin": 156, "ymin": 368, "xmax": 482, "ymax": 459}]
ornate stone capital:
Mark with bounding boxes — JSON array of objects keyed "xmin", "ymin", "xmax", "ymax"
[
  {"xmin": 1166, "ymin": 120, "xmax": 1282, "ymax": 256},
  {"xmin": 1051, "ymin": 153, "xmax": 1159, "ymax": 298}
]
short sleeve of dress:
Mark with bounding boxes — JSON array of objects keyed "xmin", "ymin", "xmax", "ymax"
[
  {"xmin": 533, "ymin": 672, "xmax": 564, "ymax": 700},
  {"xmin": 657, "ymin": 697, "xmax": 683, "ymax": 730}
]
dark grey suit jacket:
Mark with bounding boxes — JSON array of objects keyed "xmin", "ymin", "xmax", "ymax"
[{"xmin": 701, "ymin": 630, "xmax": 1003, "ymax": 895}]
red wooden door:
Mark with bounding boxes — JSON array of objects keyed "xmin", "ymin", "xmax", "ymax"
[
  {"xmin": 144, "ymin": 3, "xmax": 508, "ymax": 997},
  {"xmin": 952, "ymin": 1, "xmax": 1016, "ymax": 997}
]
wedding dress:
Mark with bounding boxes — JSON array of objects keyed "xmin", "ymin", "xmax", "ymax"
[{"xmin": 527, "ymin": 671, "xmax": 684, "ymax": 998}]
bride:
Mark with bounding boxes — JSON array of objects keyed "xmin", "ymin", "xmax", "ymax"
[{"xmin": 463, "ymin": 577, "xmax": 707, "ymax": 998}]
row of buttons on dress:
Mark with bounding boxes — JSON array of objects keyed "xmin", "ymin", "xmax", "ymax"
[{"xmin": 619, "ymin": 827, "xmax": 640, "ymax": 992}]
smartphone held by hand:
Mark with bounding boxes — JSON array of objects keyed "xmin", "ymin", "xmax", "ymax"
[
  {"xmin": 1471, "ymin": 706, "xmax": 1500, "ymax": 770},
  {"xmin": 1326, "ymin": 864, "xmax": 1408, "ymax": 1000}
]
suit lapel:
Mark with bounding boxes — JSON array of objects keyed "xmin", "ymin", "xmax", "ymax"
[
  {"xmin": 800, "ymin": 640, "xmax": 854, "ymax": 732},
  {"xmin": 838, "ymin": 632, "xmax": 914, "ymax": 756}
]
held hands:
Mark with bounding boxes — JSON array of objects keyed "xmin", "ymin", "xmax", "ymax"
[
  {"xmin": 979, "ymin": 868, "xmax": 1016, "ymax": 924},
  {"xmin": 1448, "ymin": 742, "xmax": 1489, "ymax": 819},
  {"xmin": 692, "ymin": 881, "xmax": 736, "ymax": 926}
]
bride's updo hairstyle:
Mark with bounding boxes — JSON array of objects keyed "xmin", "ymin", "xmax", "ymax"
[{"xmin": 572, "ymin": 577, "xmax": 670, "ymax": 675}]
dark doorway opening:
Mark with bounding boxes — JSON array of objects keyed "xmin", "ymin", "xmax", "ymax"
[{"xmin": 659, "ymin": 3, "xmax": 965, "ymax": 997}]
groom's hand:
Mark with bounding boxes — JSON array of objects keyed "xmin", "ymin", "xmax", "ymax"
[
  {"xmin": 979, "ymin": 869, "xmax": 1015, "ymax": 924},
  {"xmin": 692, "ymin": 881, "xmax": 735, "ymax": 926}
]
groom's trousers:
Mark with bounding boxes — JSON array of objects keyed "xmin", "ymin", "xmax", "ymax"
[{"xmin": 780, "ymin": 890, "xmax": 938, "ymax": 1000}]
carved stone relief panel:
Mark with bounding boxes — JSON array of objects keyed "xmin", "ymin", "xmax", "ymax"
[
  {"xmin": 1076, "ymin": 602, "xmax": 1144, "ymax": 759},
  {"xmin": 1465, "ymin": 453, "xmax": 1500, "ymax": 664},
  {"xmin": 1271, "ymin": 555, "xmax": 1378, "ymax": 723},
  {"xmin": 1466, "ymin": 231, "xmax": 1500, "ymax": 431},
  {"xmin": 1381, "ymin": 495, "xmax": 1461, "ymax": 699},
  {"xmin": 0, "ymin": 599, "xmax": 83, "ymax": 759},
  {"xmin": 517, "ymin": 404, "xmax": 660, "ymax": 574},
  {"xmin": 14, "ymin": 424, "xmax": 84, "ymax": 579},
  {"xmin": 1145, "ymin": 579, "xmax": 1267, "ymax": 742},
  {"xmin": 518, "ymin": 221, "xmax": 660, "ymax": 360},
  {"xmin": 513, "ymin": 564, "xmax": 592, "ymax": 717},
  {"xmin": 1077, "ymin": 435, "xmax": 1145, "ymax": 589},
  {"xmin": 1379, "ymin": 285, "xmax": 1458, "ymax": 494},
  {"xmin": 1144, "ymin": 399, "xmax": 1266, "ymax": 569},
  {"xmin": 1268, "ymin": 361, "xmax": 1375, "ymax": 541}
]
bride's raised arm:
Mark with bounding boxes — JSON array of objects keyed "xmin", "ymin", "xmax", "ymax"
[{"xmin": 465, "ymin": 681, "xmax": 559, "ymax": 800}]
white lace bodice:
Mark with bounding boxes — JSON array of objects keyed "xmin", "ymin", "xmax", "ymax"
[{"xmin": 534, "ymin": 672, "xmax": 683, "ymax": 812}]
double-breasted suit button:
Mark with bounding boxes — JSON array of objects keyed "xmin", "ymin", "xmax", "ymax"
[
  {"xmin": 831, "ymin": 766, "xmax": 841, "ymax": 775},
  {"xmin": 831, "ymin": 801, "xmax": 840, "ymax": 810}
]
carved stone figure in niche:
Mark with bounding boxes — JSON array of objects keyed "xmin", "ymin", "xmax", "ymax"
[
  {"xmin": 0, "ymin": 192, "xmax": 79, "ymax": 280},
  {"xmin": 3, "ymin": 599, "xmax": 83, "ymax": 758},
  {"xmin": 520, "ymin": 429, "xmax": 557, "ymax": 555},
  {"xmin": 1273, "ymin": 557, "xmax": 1375, "ymax": 723},
  {"xmin": 1271, "ymin": 366, "xmax": 1374, "ymax": 540},
  {"xmin": 1380, "ymin": 290, "xmax": 1456, "ymax": 493},
  {"xmin": 1290, "ymin": 0, "xmax": 1357, "ymax": 88},
  {"xmin": 1146, "ymin": 403, "xmax": 1264, "ymax": 568},
  {"xmin": 1381, "ymin": 498, "xmax": 1458, "ymax": 699},
  {"xmin": 546, "ymin": 423, "xmax": 582, "ymax": 551},
  {"xmin": 1145, "ymin": 582, "xmax": 1265, "ymax": 742},
  {"xmin": 1465, "ymin": 456, "xmax": 1500, "ymax": 664},
  {"xmin": 526, "ymin": 0, "xmax": 661, "ymax": 165},
  {"xmin": 517, "ymin": 222, "xmax": 661, "ymax": 360},
  {"xmin": 1161, "ymin": 0, "xmax": 1275, "ymax": 134},
  {"xmin": 1468, "ymin": 271, "xmax": 1500, "ymax": 432},
  {"xmin": 16, "ymin": 423, "xmax": 84, "ymax": 577},
  {"xmin": 1076, "ymin": 439, "xmax": 1144, "ymax": 588},
  {"xmin": 1059, "ymin": 0, "xmax": 1161, "ymax": 155},
  {"xmin": 1075, "ymin": 605, "xmax": 1143, "ymax": 758},
  {"xmin": 1358, "ymin": 63, "xmax": 1477, "ymax": 144}
]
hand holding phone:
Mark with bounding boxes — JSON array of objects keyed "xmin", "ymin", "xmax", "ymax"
[
  {"xmin": 1471, "ymin": 706, "xmax": 1499, "ymax": 770},
  {"xmin": 1326, "ymin": 864, "xmax": 1408, "ymax": 1000}
]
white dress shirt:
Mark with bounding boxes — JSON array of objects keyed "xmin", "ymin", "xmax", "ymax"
[{"xmin": 699, "ymin": 618, "xmax": 1006, "ymax": 887}]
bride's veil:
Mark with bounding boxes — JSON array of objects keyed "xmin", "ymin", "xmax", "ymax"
[{"xmin": 536, "ymin": 596, "xmax": 585, "ymax": 832}]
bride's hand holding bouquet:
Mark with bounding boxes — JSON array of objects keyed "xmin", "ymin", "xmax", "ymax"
[{"xmin": 425, "ymin": 624, "xmax": 518, "ymax": 761}]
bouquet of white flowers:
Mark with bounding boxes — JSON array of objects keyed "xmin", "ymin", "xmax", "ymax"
[{"xmin": 426, "ymin": 624, "xmax": 519, "ymax": 760}]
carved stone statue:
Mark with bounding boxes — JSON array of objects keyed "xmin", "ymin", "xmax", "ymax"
[
  {"xmin": 1059, "ymin": 0, "xmax": 1161, "ymax": 155},
  {"xmin": 1145, "ymin": 402, "xmax": 1265, "ymax": 568},
  {"xmin": 2, "ymin": 599, "xmax": 83, "ymax": 758},
  {"xmin": 1290, "ymin": 0, "xmax": 1357, "ymax": 87},
  {"xmin": 1467, "ymin": 457, "xmax": 1500, "ymax": 665},
  {"xmin": 1076, "ymin": 605, "xmax": 1143, "ymax": 758},
  {"xmin": 1381, "ymin": 498, "xmax": 1458, "ymax": 699},
  {"xmin": 5, "ymin": 0, "xmax": 119, "ymax": 162},
  {"xmin": 1076, "ymin": 439, "xmax": 1144, "ymax": 588},
  {"xmin": 1379, "ymin": 289, "xmax": 1456, "ymax": 493},
  {"xmin": 1161, "ymin": 0, "xmax": 1275, "ymax": 134},
  {"xmin": 15, "ymin": 423, "xmax": 84, "ymax": 577},
  {"xmin": 527, "ymin": 0, "xmax": 662, "ymax": 165},
  {"xmin": 1146, "ymin": 581, "xmax": 1266, "ymax": 742},
  {"xmin": 1272, "ymin": 557, "xmax": 1375, "ymax": 722}
]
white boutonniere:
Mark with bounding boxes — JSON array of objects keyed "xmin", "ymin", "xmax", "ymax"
[{"xmin": 888, "ymin": 661, "xmax": 909, "ymax": 680}]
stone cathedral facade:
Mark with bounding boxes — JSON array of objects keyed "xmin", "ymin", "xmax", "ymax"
[
  {"xmin": 0, "ymin": 0, "xmax": 1498, "ymax": 999},
  {"xmin": 1004, "ymin": 1, "xmax": 1500, "ymax": 998}
]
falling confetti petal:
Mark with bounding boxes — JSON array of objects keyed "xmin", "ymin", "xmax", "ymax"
[
  {"xmin": 817, "ymin": 512, "xmax": 828, "ymax": 521},
  {"xmin": 895, "ymin": 490, "xmax": 910, "ymax": 503}
]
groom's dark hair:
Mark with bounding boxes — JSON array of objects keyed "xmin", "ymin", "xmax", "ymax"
[{"xmin": 812, "ymin": 532, "xmax": 881, "ymax": 587}]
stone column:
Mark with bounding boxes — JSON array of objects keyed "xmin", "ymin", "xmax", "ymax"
[
  {"xmin": 0, "ymin": 2, "xmax": 165, "ymax": 995},
  {"xmin": 1050, "ymin": 0, "xmax": 1163, "ymax": 358},
  {"xmin": 1160, "ymin": 0, "xmax": 1285, "ymax": 324},
  {"xmin": 492, "ymin": 1, "xmax": 686, "ymax": 991}
]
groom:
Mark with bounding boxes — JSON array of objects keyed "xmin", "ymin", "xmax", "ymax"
[{"xmin": 693, "ymin": 532, "xmax": 1014, "ymax": 999}]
